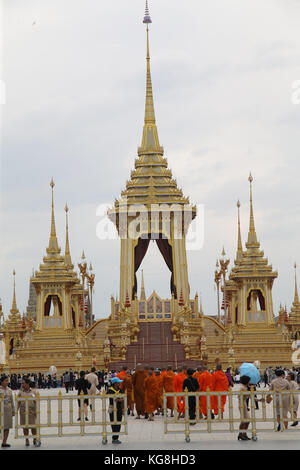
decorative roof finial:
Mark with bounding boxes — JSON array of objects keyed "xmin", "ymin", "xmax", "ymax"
[
  {"xmin": 11, "ymin": 269, "xmax": 19, "ymax": 315},
  {"xmin": 236, "ymin": 199, "xmax": 243, "ymax": 261},
  {"xmin": 138, "ymin": 0, "xmax": 162, "ymax": 155},
  {"xmin": 64, "ymin": 203, "xmax": 72, "ymax": 267},
  {"xmin": 46, "ymin": 178, "xmax": 60, "ymax": 255},
  {"xmin": 247, "ymin": 172, "xmax": 259, "ymax": 246},
  {"xmin": 143, "ymin": 0, "xmax": 152, "ymax": 24},
  {"xmin": 294, "ymin": 262, "xmax": 299, "ymax": 303}
]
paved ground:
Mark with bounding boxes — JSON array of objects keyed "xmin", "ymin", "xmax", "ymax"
[{"xmin": 3, "ymin": 387, "xmax": 300, "ymax": 450}]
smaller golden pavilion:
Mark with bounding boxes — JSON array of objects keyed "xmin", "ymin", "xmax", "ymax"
[{"xmin": 0, "ymin": 180, "xmax": 107, "ymax": 373}]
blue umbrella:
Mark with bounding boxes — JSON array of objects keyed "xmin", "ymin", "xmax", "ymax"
[{"xmin": 240, "ymin": 363, "xmax": 260, "ymax": 385}]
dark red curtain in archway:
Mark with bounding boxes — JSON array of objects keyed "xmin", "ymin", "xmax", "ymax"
[
  {"xmin": 156, "ymin": 238, "xmax": 177, "ymax": 298},
  {"xmin": 44, "ymin": 295, "xmax": 52, "ymax": 316},
  {"xmin": 132, "ymin": 235, "xmax": 177, "ymax": 299},
  {"xmin": 132, "ymin": 237, "xmax": 151, "ymax": 299}
]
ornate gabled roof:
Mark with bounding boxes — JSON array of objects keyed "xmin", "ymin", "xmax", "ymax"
[
  {"xmin": 109, "ymin": 2, "xmax": 196, "ymax": 214},
  {"xmin": 31, "ymin": 180, "xmax": 79, "ymax": 286},
  {"xmin": 230, "ymin": 174, "xmax": 277, "ymax": 282}
]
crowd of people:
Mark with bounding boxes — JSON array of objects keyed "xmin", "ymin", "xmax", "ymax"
[{"xmin": 1, "ymin": 363, "xmax": 300, "ymax": 446}]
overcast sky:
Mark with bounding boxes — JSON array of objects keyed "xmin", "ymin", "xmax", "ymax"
[{"xmin": 1, "ymin": 0, "xmax": 300, "ymax": 321}]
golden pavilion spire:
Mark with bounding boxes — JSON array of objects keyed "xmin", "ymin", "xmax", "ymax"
[
  {"xmin": 46, "ymin": 178, "xmax": 60, "ymax": 256},
  {"xmin": 10, "ymin": 270, "xmax": 20, "ymax": 317},
  {"xmin": 64, "ymin": 203, "xmax": 73, "ymax": 268},
  {"xmin": 236, "ymin": 200, "xmax": 243, "ymax": 262},
  {"xmin": 246, "ymin": 173, "xmax": 259, "ymax": 249},
  {"xmin": 294, "ymin": 262, "xmax": 299, "ymax": 303},
  {"xmin": 138, "ymin": 0, "xmax": 163, "ymax": 156},
  {"xmin": 140, "ymin": 269, "xmax": 146, "ymax": 301}
]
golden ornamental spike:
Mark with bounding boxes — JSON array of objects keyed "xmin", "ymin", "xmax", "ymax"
[
  {"xmin": 50, "ymin": 177, "xmax": 55, "ymax": 189},
  {"xmin": 65, "ymin": 203, "xmax": 69, "ymax": 213},
  {"xmin": 82, "ymin": 250, "xmax": 85, "ymax": 260}
]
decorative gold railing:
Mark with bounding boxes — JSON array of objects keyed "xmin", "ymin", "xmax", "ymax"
[
  {"xmin": 163, "ymin": 388, "xmax": 300, "ymax": 442},
  {"xmin": 0, "ymin": 391, "xmax": 127, "ymax": 445}
]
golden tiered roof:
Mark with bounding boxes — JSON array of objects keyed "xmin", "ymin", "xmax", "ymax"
[
  {"xmin": 31, "ymin": 179, "xmax": 79, "ymax": 286},
  {"xmin": 109, "ymin": 8, "xmax": 196, "ymax": 215},
  {"xmin": 229, "ymin": 174, "xmax": 277, "ymax": 282}
]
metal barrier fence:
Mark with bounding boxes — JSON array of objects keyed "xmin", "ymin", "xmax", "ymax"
[
  {"xmin": 0, "ymin": 392, "xmax": 127, "ymax": 445},
  {"xmin": 163, "ymin": 388, "xmax": 300, "ymax": 442}
]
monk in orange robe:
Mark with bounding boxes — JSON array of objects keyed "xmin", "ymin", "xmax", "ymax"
[
  {"xmin": 162, "ymin": 366, "xmax": 175, "ymax": 417},
  {"xmin": 132, "ymin": 364, "xmax": 146, "ymax": 419},
  {"xmin": 154, "ymin": 371, "xmax": 163, "ymax": 414},
  {"xmin": 144, "ymin": 371, "xmax": 158, "ymax": 420},
  {"xmin": 193, "ymin": 366, "xmax": 203, "ymax": 382},
  {"xmin": 173, "ymin": 367, "xmax": 187, "ymax": 417},
  {"xmin": 211, "ymin": 364, "xmax": 229, "ymax": 417},
  {"xmin": 160, "ymin": 368, "xmax": 167, "ymax": 377},
  {"xmin": 198, "ymin": 367, "xmax": 213, "ymax": 418},
  {"xmin": 122, "ymin": 370, "xmax": 134, "ymax": 416}
]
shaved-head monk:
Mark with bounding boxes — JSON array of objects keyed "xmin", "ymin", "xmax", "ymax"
[
  {"xmin": 198, "ymin": 366, "xmax": 214, "ymax": 418},
  {"xmin": 144, "ymin": 371, "xmax": 158, "ymax": 421},
  {"xmin": 132, "ymin": 364, "xmax": 145, "ymax": 419},
  {"xmin": 162, "ymin": 365, "xmax": 175, "ymax": 417},
  {"xmin": 211, "ymin": 364, "xmax": 229, "ymax": 418}
]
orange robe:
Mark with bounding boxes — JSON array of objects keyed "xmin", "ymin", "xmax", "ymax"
[
  {"xmin": 211, "ymin": 370, "xmax": 229, "ymax": 415},
  {"xmin": 144, "ymin": 376, "xmax": 158, "ymax": 414},
  {"xmin": 154, "ymin": 375, "xmax": 163, "ymax": 409},
  {"xmin": 162, "ymin": 371, "xmax": 175, "ymax": 409},
  {"xmin": 198, "ymin": 371, "xmax": 213, "ymax": 416},
  {"xmin": 132, "ymin": 370, "xmax": 146, "ymax": 415},
  {"xmin": 174, "ymin": 372, "xmax": 186, "ymax": 413},
  {"xmin": 122, "ymin": 375, "xmax": 134, "ymax": 408}
]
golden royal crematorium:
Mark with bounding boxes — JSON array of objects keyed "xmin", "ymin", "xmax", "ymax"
[{"xmin": 0, "ymin": 4, "xmax": 298, "ymax": 373}]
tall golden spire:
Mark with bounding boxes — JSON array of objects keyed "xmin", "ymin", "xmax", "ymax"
[
  {"xmin": 140, "ymin": 269, "xmax": 146, "ymax": 301},
  {"xmin": 246, "ymin": 173, "xmax": 259, "ymax": 248},
  {"xmin": 10, "ymin": 270, "xmax": 19, "ymax": 316},
  {"xmin": 236, "ymin": 200, "xmax": 243, "ymax": 261},
  {"xmin": 64, "ymin": 203, "xmax": 73, "ymax": 268},
  {"xmin": 138, "ymin": 1, "xmax": 163, "ymax": 156},
  {"xmin": 294, "ymin": 262, "xmax": 299, "ymax": 303},
  {"xmin": 46, "ymin": 178, "xmax": 60, "ymax": 255}
]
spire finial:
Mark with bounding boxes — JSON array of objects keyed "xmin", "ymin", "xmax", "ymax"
[
  {"xmin": 294, "ymin": 262, "xmax": 299, "ymax": 303},
  {"xmin": 143, "ymin": 0, "xmax": 152, "ymax": 24},
  {"xmin": 11, "ymin": 269, "xmax": 19, "ymax": 314},
  {"xmin": 140, "ymin": 269, "xmax": 146, "ymax": 301},
  {"xmin": 236, "ymin": 199, "xmax": 243, "ymax": 261},
  {"xmin": 46, "ymin": 178, "xmax": 60, "ymax": 255},
  {"xmin": 64, "ymin": 202, "xmax": 72, "ymax": 267},
  {"xmin": 138, "ymin": 0, "xmax": 162, "ymax": 155},
  {"xmin": 247, "ymin": 172, "xmax": 259, "ymax": 246},
  {"xmin": 82, "ymin": 250, "xmax": 85, "ymax": 260}
]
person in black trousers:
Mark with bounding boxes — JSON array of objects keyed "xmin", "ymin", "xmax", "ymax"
[
  {"xmin": 75, "ymin": 371, "xmax": 91, "ymax": 421},
  {"xmin": 107, "ymin": 377, "xmax": 124, "ymax": 444},
  {"xmin": 182, "ymin": 369, "xmax": 199, "ymax": 424}
]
